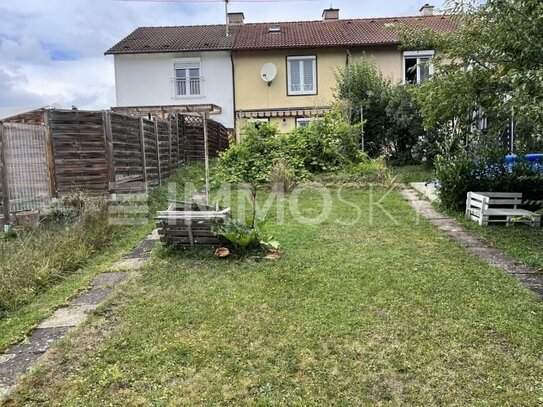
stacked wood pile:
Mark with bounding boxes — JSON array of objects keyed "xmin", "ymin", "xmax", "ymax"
[
  {"xmin": 156, "ymin": 201, "xmax": 230, "ymax": 249},
  {"xmin": 0, "ymin": 109, "xmax": 230, "ymax": 220}
]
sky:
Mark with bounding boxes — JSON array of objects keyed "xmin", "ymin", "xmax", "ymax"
[{"xmin": 0, "ymin": 0, "xmax": 447, "ymax": 113}]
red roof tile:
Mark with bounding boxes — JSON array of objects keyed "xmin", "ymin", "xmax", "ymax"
[
  {"xmin": 105, "ymin": 15, "xmax": 458, "ymax": 55},
  {"xmin": 234, "ymin": 15, "xmax": 459, "ymax": 50},
  {"xmin": 105, "ymin": 24, "xmax": 238, "ymax": 55}
]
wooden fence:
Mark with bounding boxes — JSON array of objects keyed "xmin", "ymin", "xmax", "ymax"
[{"xmin": 0, "ymin": 109, "xmax": 229, "ymax": 221}]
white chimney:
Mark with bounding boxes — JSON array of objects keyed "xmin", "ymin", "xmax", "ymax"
[
  {"xmin": 419, "ymin": 4, "xmax": 435, "ymax": 16},
  {"xmin": 227, "ymin": 12, "xmax": 245, "ymax": 25},
  {"xmin": 322, "ymin": 8, "xmax": 339, "ymax": 21}
]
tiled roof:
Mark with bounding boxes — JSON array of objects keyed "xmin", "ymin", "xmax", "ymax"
[
  {"xmin": 105, "ymin": 15, "xmax": 458, "ymax": 55},
  {"xmin": 105, "ymin": 25, "xmax": 238, "ymax": 54},
  {"xmin": 234, "ymin": 15, "xmax": 458, "ymax": 50}
]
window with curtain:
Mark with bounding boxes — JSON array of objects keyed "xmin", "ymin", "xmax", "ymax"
[
  {"xmin": 287, "ymin": 56, "xmax": 317, "ymax": 95},
  {"xmin": 174, "ymin": 60, "xmax": 201, "ymax": 96},
  {"xmin": 403, "ymin": 51, "xmax": 434, "ymax": 84}
]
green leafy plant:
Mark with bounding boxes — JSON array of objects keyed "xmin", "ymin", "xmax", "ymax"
[{"xmin": 213, "ymin": 218, "xmax": 279, "ymax": 256}]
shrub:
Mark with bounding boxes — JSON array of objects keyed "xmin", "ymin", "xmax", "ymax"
[
  {"xmin": 269, "ymin": 158, "xmax": 297, "ymax": 193},
  {"xmin": 216, "ymin": 110, "xmax": 363, "ymax": 187},
  {"xmin": 435, "ymin": 152, "xmax": 543, "ymax": 211}
]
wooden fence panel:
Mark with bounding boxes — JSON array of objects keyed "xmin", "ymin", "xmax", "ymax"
[
  {"xmin": 142, "ymin": 118, "xmax": 159, "ymax": 187},
  {"xmin": 49, "ymin": 110, "xmax": 108, "ymax": 195},
  {"xmin": 156, "ymin": 120, "xmax": 171, "ymax": 180},
  {"xmin": 1, "ymin": 123, "xmax": 51, "ymax": 212}
]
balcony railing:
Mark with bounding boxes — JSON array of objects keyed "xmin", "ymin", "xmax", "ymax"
[{"xmin": 173, "ymin": 77, "xmax": 202, "ymax": 97}]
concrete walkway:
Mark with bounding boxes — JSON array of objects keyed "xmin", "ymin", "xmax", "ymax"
[
  {"xmin": 401, "ymin": 188, "xmax": 543, "ymax": 297},
  {"xmin": 0, "ymin": 230, "xmax": 159, "ymax": 401}
]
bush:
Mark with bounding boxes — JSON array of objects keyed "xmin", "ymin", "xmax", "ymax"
[
  {"xmin": 216, "ymin": 110, "xmax": 363, "ymax": 187},
  {"xmin": 336, "ymin": 58, "xmax": 426, "ymax": 162},
  {"xmin": 435, "ymin": 152, "xmax": 543, "ymax": 211},
  {"xmin": 269, "ymin": 158, "xmax": 296, "ymax": 193}
]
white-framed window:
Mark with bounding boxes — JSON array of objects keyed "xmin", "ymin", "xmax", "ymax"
[
  {"xmin": 173, "ymin": 59, "xmax": 202, "ymax": 97},
  {"xmin": 296, "ymin": 117, "xmax": 323, "ymax": 127},
  {"xmin": 287, "ymin": 56, "xmax": 317, "ymax": 96},
  {"xmin": 403, "ymin": 51, "xmax": 435, "ymax": 84}
]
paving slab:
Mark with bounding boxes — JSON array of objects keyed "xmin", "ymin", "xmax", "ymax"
[
  {"xmin": 128, "ymin": 237, "xmax": 157, "ymax": 258},
  {"xmin": 37, "ymin": 305, "xmax": 96, "ymax": 329},
  {"xmin": 112, "ymin": 257, "xmax": 147, "ymax": 269},
  {"xmin": 401, "ymin": 188, "xmax": 543, "ymax": 297},
  {"xmin": 92, "ymin": 271, "xmax": 129, "ymax": 287},
  {"xmin": 72, "ymin": 288, "xmax": 114, "ymax": 305},
  {"xmin": 0, "ymin": 352, "xmax": 41, "ymax": 387},
  {"xmin": 8, "ymin": 327, "xmax": 71, "ymax": 355}
]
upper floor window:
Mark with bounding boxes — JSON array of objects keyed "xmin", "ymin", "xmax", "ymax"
[
  {"xmin": 287, "ymin": 56, "xmax": 317, "ymax": 96},
  {"xmin": 174, "ymin": 59, "xmax": 201, "ymax": 97},
  {"xmin": 403, "ymin": 51, "xmax": 434, "ymax": 84}
]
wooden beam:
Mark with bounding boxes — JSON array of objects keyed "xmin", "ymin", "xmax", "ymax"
[
  {"xmin": 168, "ymin": 117, "xmax": 173, "ymax": 176},
  {"xmin": 154, "ymin": 118, "xmax": 162, "ymax": 185},
  {"xmin": 0, "ymin": 123, "xmax": 11, "ymax": 225},
  {"xmin": 43, "ymin": 110, "xmax": 57, "ymax": 198},
  {"xmin": 139, "ymin": 117, "xmax": 147, "ymax": 187},
  {"xmin": 202, "ymin": 111, "xmax": 210, "ymax": 205},
  {"xmin": 102, "ymin": 111, "xmax": 115, "ymax": 193}
]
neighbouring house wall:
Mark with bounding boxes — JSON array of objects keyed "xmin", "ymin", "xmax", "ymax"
[
  {"xmin": 353, "ymin": 46, "xmax": 404, "ymax": 84},
  {"xmin": 233, "ymin": 48, "xmax": 347, "ymax": 113},
  {"xmin": 114, "ymin": 51, "xmax": 235, "ymax": 128}
]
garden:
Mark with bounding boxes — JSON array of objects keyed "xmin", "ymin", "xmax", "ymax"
[{"xmin": 2, "ymin": 0, "xmax": 543, "ymax": 404}]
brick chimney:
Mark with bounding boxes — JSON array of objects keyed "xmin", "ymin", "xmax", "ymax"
[
  {"xmin": 322, "ymin": 8, "xmax": 339, "ymax": 21},
  {"xmin": 419, "ymin": 4, "xmax": 435, "ymax": 16},
  {"xmin": 227, "ymin": 12, "xmax": 245, "ymax": 25}
]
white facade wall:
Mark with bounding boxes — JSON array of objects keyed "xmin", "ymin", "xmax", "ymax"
[{"xmin": 114, "ymin": 51, "xmax": 235, "ymax": 128}]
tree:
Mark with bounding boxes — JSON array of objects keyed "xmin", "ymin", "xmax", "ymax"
[
  {"xmin": 335, "ymin": 57, "xmax": 426, "ymax": 162},
  {"xmin": 398, "ymin": 0, "xmax": 543, "ymax": 152}
]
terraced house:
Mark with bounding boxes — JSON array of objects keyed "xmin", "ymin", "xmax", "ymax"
[{"xmin": 106, "ymin": 4, "xmax": 457, "ymax": 136}]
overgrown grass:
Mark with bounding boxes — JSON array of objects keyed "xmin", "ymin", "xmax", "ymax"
[
  {"xmin": 390, "ymin": 164, "xmax": 435, "ymax": 184},
  {"xmin": 0, "ymin": 200, "xmax": 128, "ymax": 315},
  {"xmin": 0, "ymin": 164, "xmax": 205, "ymax": 351},
  {"xmin": 7, "ymin": 187, "xmax": 543, "ymax": 405}
]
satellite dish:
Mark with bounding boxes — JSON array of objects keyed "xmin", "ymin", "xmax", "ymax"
[{"xmin": 260, "ymin": 63, "xmax": 277, "ymax": 86}]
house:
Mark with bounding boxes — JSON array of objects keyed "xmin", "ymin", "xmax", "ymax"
[
  {"xmin": 232, "ymin": 5, "xmax": 457, "ymax": 132},
  {"xmin": 105, "ymin": 4, "xmax": 457, "ymax": 134},
  {"xmin": 105, "ymin": 23, "xmax": 240, "ymax": 129}
]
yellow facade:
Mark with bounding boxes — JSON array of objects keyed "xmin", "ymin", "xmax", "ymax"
[{"xmin": 233, "ymin": 45, "xmax": 405, "ymax": 134}]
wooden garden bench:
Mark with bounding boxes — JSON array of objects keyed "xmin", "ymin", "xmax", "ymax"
[{"xmin": 466, "ymin": 192, "xmax": 541, "ymax": 227}]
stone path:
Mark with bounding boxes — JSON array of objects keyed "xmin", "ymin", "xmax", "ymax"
[
  {"xmin": 401, "ymin": 188, "xmax": 543, "ymax": 297},
  {"xmin": 0, "ymin": 230, "xmax": 159, "ymax": 401}
]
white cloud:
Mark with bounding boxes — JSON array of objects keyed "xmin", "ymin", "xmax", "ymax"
[{"xmin": 0, "ymin": 0, "xmax": 446, "ymax": 111}]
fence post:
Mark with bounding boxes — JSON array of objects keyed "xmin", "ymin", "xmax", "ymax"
[
  {"xmin": 202, "ymin": 112, "xmax": 210, "ymax": 204},
  {"xmin": 103, "ymin": 111, "xmax": 115, "ymax": 193},
  {"xmin": 179, "ymin": 114, "xmax": 185, "ymax": 164},
  {"xmin": 43, "ymin": 110, "xmax": 57, "ymax": 199},
  {"xmin": 139, "ymin": 117, "xmax": 147, "ymax": 187},
  {"xmin": 0, "ymin": 123, "xmax": 10, "ymax": 226},
  {"xmin": 168, "ymin": 117, "xmax": 173, "ymax": 175},
  {"xmin": 154, "ymin": 118, "xmax": 162, "ymax": 185}
]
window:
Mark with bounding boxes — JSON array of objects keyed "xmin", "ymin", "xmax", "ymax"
[
  {"xmin": 287, "ymin": 56, "xmax": 317, "ymax": 95},
  {"xmin": 174, "ymin": 59, "xmax": 201, "ymax": 97},
  {"xmin": 296, "ymin": 117, "xmax": 323, "ymax": 127},
  {"xmin": 248, "ymin": 117, "xmax": 269, "ymax": 129},
  {"xmin": 403, "ymin": 51, "xmax": 434, "ymax": 84}
]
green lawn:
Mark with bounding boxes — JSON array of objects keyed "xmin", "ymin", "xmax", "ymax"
[
  {"xmin": 6, "ymin": 185, "xmax": 543, "ymax": 406},
  {"xmin": 460, "ymin": 220, "xmax": 543, "ymax": 270}
]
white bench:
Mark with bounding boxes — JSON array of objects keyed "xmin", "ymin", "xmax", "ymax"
[{"xmin": 466, "ymin": 192, "xmax": 541, "ymax": 227}]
